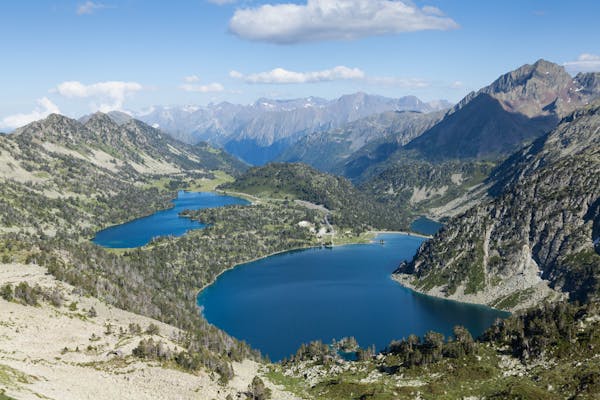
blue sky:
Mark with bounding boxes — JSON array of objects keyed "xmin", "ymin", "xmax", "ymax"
[{"xmin": 1, "ymin": 0, "xmax": 599, "ymax": 129}]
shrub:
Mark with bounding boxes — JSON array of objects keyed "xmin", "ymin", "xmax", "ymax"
[{"xmin": 1, "ymin": 284, "xmax": 13, "ymax": 301}]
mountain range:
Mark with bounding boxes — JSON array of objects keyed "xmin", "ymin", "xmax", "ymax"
[
  {"xmin": 1, "ymin": 58, "xmax": 600, "ymax": 399},
  {"xmin": 276, "ymin": 109, "xmax": 445, "ymax": 173},
  {"xmin": 129, "ymin": 93, "xmax": 451, "ymax": 165},
  {"xmin": 236, "ymin": 60, "xmax": 600, "ymax": 226},
  {"xmin": 338, "ymin": 60, "xmax": 600, "ymax": 179}
]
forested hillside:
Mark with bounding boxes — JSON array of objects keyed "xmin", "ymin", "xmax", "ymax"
[
  {"xmin": 220, "ymin": 162, "xmax": 412, "ymax": 231},
  {"xmin": 0, "ymin": 113, "xmax": 259, "ymax": 383}
]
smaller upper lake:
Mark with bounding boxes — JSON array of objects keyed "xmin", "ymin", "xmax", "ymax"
[
  {"xmin": 410, "ymin": 216, "xmax": 443, "ymax": 236},
  {"xmin": 92, "ymin": 191, "xmax": 249, "ymax": 248}
]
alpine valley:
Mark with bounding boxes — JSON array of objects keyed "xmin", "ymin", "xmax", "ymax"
[{"xmin": 1, "ymin": 58, "xmax": 599, "ymax": 400}]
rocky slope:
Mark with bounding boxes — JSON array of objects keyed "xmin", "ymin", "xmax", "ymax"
[
  {"xmin": 135, "ymin": 93, "xmax": 450, "ymax": 165},
  {"xmin": 394, "ymin": 102, "xmax": 600, "ymax": 311},
  {"xmin": 0, "ymin": 263, "xmax": 297, "ymax": 400},
  {"xmin": 478, "ymin": 59, "xmax": 600, "ymax": 117},
  {"xmin": 344, "ymin": 60, "xmax": 599, "ymax": 178},
  {"xmin": 13, "ymin": 112, "xmax": 244, "ymax": 177},
  {"xmin": 402, "ymin": 93, "xmax": 557, "ymax": 162}
]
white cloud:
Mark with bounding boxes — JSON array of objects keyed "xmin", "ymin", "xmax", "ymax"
[
  {"xmin": 229, "ymin": 70, "xmax": 244, "ymax": 79},
  {"xmin": 55, "ymin": 81, "xmax": 143, "ymax": 112},
  {"xmin": 184, "ymin": 75, "xmax": 201, "ymax": 83},
  {"xmin": 230, "ymin": 66, "xmax": 365, "ymax": 84},
  {"xmin": 1, "ymin": 97, "xmax": 60, "ymax": 130},
  {"xmin": 77, "ymin": 1, "xmax": 107, "ymax": 15},
  {"xmin": 564, "ymin": 53, "xmax": 600, "ymax": 73},
  {"xmin": 229, "ymin": 0, "xmax": 459, "ymax": 44},
  {"xmin": 180, "ymin": 82, "xmax": 225, "ymax": 93},
  {"xmin": 229, "ymin": 66, "xmax": 430, "ymax": 88}
]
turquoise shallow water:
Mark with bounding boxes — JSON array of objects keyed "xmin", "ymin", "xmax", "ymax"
[
  {"xmin": 92, "ymin": 191, "xmax": 249, "ymax": 248},
  {"xmin": 198, "ymin": 233, "xmax": 508, "ymax": 361}
]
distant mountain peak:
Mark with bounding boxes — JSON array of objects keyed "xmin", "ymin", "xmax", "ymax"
[
  {"xmin": 488, "ymin": 59, "xmax": 570, "ymax": 95},
  {"xmin": 448, "ymin": 59, "xmax": 600, "ymax": 120}
]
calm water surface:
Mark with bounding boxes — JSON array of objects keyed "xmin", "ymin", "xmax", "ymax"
[
  {"xmin": 410, "ymin": 216, "xmax": 444, "ymax": 236},
  {"xmin": 92, "ymin": 191, "xmax": 249, "ymax": 248},
  {"xmin": 198, "ymin": 233, "xmax": 508, "ymax": 361}
]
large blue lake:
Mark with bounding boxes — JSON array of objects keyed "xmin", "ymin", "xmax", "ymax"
[
  {"xmin": 92, "ymin": 191, "xmax": 249, "ymax": 248},
  {"xmin": 198, "ymin": 233, "xmax": 508, "ymax": 361}
]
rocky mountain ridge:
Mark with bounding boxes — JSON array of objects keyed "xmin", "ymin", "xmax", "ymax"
[
  {"xmin": 401, "ymin": 60, "xmax": 600, "ymax": 162},
  {"xmin": 133, "ymin": 93, "xmax": 451, "ymax": 165},
  {"xmin": 336, "ymin": 60, "xmax": 600, "ymax": 179},
  {"xmin": 277, "ymin": 109, "xmax": 445, "ymax": 173},
  {"xmin": 394, "ymin": 101, "xmax": 600, "ymax": 310},
  {"xmin": 11, "ymin": 112, "xmax": 244, "ymax": 178}
]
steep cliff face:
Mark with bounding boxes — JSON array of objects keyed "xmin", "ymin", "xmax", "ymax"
[{"xmin": 394, "ymin": 103, "xmax": 600, "ymax": 311}]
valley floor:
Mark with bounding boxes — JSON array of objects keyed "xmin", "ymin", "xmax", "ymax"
[{"xmin": 0, "ymin": 263, "xmax": 299, "ymax": 400}]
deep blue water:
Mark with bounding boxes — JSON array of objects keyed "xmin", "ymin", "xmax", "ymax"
[
  {"xmin": 198, "ymin": 233, "xmax": 508, "ymax": 361},
  {"xmin": 92, "ymin": 191, "xmax": 249, "ymax": 248},
  {"xmin": 410, "ymin": 216, "xmax": 444, "ymax": 236}
]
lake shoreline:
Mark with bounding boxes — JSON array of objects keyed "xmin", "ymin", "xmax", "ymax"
[
  {"xmin": 197, "ymin": 232, "xmax": 508, "ymax": 361},
  {"xmin": 196, "ymin": 231, "xmax": 420, "ymax": 299},
  {"xmin": 391, "ymin": 274, "xmax": 511, "ymax": 314},
  {"xmin": 369, "ymin": 230, "xmax": 432, "ymax": 240},
  {"xmin": 92, "ymin": 191, "xmax": 249, "ymax": 248}
]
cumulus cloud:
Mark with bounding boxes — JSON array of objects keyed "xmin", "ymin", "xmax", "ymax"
[
  {"xmin": 230, "ymin": 66, "xmax": 365, "ymax": 84},
  {"xmin": 0, "ymin": 97, "xmax": 60, "ymax": 130},
  {"xmin": 229, "ymin": 0, "xmax": 459, "ymax": 44},
  {"xmin": 55, "ymin": 81, "xmax": 143, "ymax": 112},
  {"xmin": 564, "ymin": 53, "xmax": 600, "ymax": 73},
  {"xmin": 77, "ymin": 1, "xmax": 108, "ymax": 15},
  {"xmin": 180, "ymin": 82, "xmax": 225, "ymax": 93}
]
